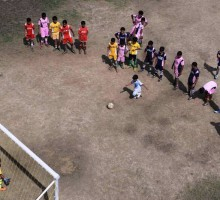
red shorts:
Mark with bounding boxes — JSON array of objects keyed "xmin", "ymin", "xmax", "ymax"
[
  {"xmin": 62, "ymin": 37, "xmax": 73, "ymax": 44},
  {"xmin": 26, "ymin": 34, "xmax": 35, "ymax": 40},
  {"xmin": 79, "ymin": 36, "xmax": 88, "ymax": 42}
]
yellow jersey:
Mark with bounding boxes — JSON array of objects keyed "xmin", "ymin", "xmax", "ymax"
[
  {"xmin": 108, "ymin": 42, "xmax": 118, "ymax": 55},
  {"xmin": 128, "ymin": 41, "xmax": 140, "ymax": 55},
  {"xmin": 49, "ymin": 22, "xmax": 61, "ymax": 33}
]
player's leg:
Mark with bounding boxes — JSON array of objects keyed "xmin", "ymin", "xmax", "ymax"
[
  {"xmin": 44, "ymin": 28, "xmax": 49, "ymax": 46},
  {"xmin": 215, "ymin": 65, "xmax": 220, "ymax": 79},
  {"xmin": 128, "ymin": 54, "xmax": 133, "ymax": 67},
  {"xmin": 153, "ymin": 65, "xmax": 158, "ymax": 78},
  {"xmin": 0, "ymin": 178, "xmax": 6, "ymax": 191},
  {"xmin": 69, "ymin": 38, "xmax": 75, "ymax": 54},
  {"xmin": 133, "ymin": 55, "xmax": 137, "ymax": 71},
  {"xmin": 62, "ymin": 38, "xmax": 67, "ymax": 53},
  {"xmin": 30, "ymin": 39, "xmax": 34, "ymax": 51},
  {"xmin": 83, "ymin": 42, "xmax": 87, "ymax": 54},
  {"xmin": 121, "ymin": 56, "xmax": 125, "ymax": 69},
  {"xmin": 79, "ymin": 41, "xmax": 82, "ymax": 54},
  {"xmin": 203, "ymin": 91, "xmax": 210, "ymax": 106},
  {"xmin": 158, "ymin": 68, "xmax": 163, "ymax": 81}
]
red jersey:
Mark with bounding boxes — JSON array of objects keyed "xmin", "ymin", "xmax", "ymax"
[
  {"xmin": 25, "ymin": 23, "xmax": 35, "ymax": 36},
  {"xmin": 60, "ymin": 25, "xmax": 72, "ymax": 39},
  {"xmin": 78, "ymin": 26, "xmax": 88, "ymax": 42}
]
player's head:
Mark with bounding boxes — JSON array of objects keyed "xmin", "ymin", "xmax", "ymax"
[
  {"xmin": 218, "ymin": 50, "xmax": 220, "ymax": 55},
  {"xmin": 148, "ymin": 40, "xmax": 153, "ymax": 47},
  {"xmin": 177, "ymin": 51, "xmax": 182, "ymax": 58},
  {"xmin": 81, "ymin": 21, "xmax": 86, "ymax": 27},
  {"xmin": 132, "ymin": 37, "xmax": 138, "ymax": 43},
  {"xmin": 159, "ymin": 46, "xmax": 165, "ymax": 53},
  {"xmin": 192, "ymin": 62, "xmax": 197, "ymax": 69},
  {"xmin": 132, "ymin": 74, "xmax": 138, "ymax": 81},
  {"xmin": 120, "ymin": 27, "xmax": 125, "ymax": 34},
  {"xmin": 26, "ymin": 18, "xmax": 31, "ymax": 24},
  {"xmin": 141, "ymin": 17, "xmax": 145, "ymax": 24},
  {"xmin": 138, "ymin": 10, "xmax": 144, "ymax": 17},
  {"xmin": 111, "ymin": 38, "xmax": 115, "ymax": 44},
  {"xmin": 63, "ymin": 20, "xmax": 67, "ymax": 27},
  {"xmin": 42, "ymin": 13, "xmax": 46, "ymax": 19},
  {"xmin": 52, "ymin": 16, "xmax": 57, "ymax": 23}
]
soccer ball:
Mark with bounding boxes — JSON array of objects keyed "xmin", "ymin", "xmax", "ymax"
[{"xmin": 107, "ymin": 103, "xmax": 114, "ymax": 109}]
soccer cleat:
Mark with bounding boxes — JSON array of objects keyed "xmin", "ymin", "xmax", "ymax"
[
  {"xmin": 214, "ymin": 110, "xmax": 220, "ymax": 113},
  {"xmin": 203, "ymin": 102, "xmax": 208, "ymax": 106},
  {"xmin": 188, "ymin": 96, "xmax": 192, "ymax": 100},
  {"xmin": 62, "ymin": 51, "xmax": 67, "ymax": 54},
  {"xmin": 214, "ymin": 75, "xmax": 218, "ymax": 79}
]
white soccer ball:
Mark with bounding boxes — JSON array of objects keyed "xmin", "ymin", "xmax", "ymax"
[{"xmin": 107, "ymin": 103, "xmax": 114, "ymax": 109}]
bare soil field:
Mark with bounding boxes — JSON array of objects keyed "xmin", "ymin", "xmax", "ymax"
[{"xmin": 1, "ymin": 0, "xmax": 220, "ymax": 199}]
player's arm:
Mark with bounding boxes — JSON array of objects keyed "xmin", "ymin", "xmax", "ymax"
[
  {"xmin": 217, "ymin": 53, "xmax": 220, "ymax": 59},
  {"xmin": 193, "ymin": 74, "xmax": 199, "ymax": 87},
  {"xmin": 70, "ymin": 27, "xmax": 75, "ymax": 37},
  {"xmin": 38, "ymin": 20, "xmax": 41, "ymax": 34},
  {"xmin": 125, "ymin": 82, "xmax": 132, "ymax": 87},
  {"xmin": 171, "ymin": 60, "xmax": 175, "ymax": 69},
  {"xmin": 59, "ymin": 31, "xmax": 62, "ymax": 42},
  {"xmin": 24, "ymin": 25, "xmax": 27, "ymax": 36},
  {"xmin": 179, "ymin": 63, "xmax": 184, "ymax": 76},
  {"xmin": 153, "ymin": 56, "xmax": 158, "ymax": 67},
  {"xmin": 107, "ymin": 45, "xmax": 110, "ymax": 55}
]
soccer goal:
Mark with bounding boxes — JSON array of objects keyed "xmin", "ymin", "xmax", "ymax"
[{"xmin": 0, "ymin": 124, "xmax": 60, "ymax": 200}]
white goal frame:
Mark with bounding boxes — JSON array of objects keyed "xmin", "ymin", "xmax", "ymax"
[{"xmin": 0, "ymin": 124, "xmax": 60, "ymax": 200}]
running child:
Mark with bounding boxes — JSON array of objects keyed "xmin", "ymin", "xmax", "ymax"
[
  {"xmin": 59, "ymin": 20, "xmax": 75, "ymax": 54},
  {"xmin": 171, "ymin": 51, "xmax": 184, "ymax": 89},
  {"xmin": 117, "ymin": 41, "xmax": 128, "ymax": 69},
  {"xmin": 115, "ymin": 27, "xmax": 130, "ymax": 45},
  {"xmin": 107, "ymin": 38, "xmax": 118, "ymax": 72},
  {"xmin": 199, "ymin": 81, "xmax": 217, "ymax": 106},
  {"xmin": 214, "ymin": 50, "xmax": 220, "ymax": 79},
  {"xmin": 141, "ymin": 40, "xmax": 156, "ymax": 74},
  {"xmin": 132, "ymin": 18, "xmax": 146, "ymax": 45},
  {"xmin": 24, "ymin": 18, "xmax": 35, "ymax": 51},
  {"xmin": 128, "ymin": 37, "xmax": 141, "ymax": 71},
  {"xmin": 49, "ymin": 16, "xmax": 61, "ymax": 50},
  {"xmin": 188, "ymin": 62, "xmax": 200, "ymax": 100},
  {"xmin": 78, "ymin": 21, "xmax": 89, "ymax": 54},
  {"xmin": 125, "ymin": 74, "xmax": 148, "ymax": 99},
  {"xmin": 38, "ymin": 13, "xmax": 49, "ymax": 47},
  {"xmin": 153, "ymin": 46, "xmax": 166, "ymax": 81}
]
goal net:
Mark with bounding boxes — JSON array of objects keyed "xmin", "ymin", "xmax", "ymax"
[{"xmin": 0, "ymin": 124, "xmax": 60, "ymax": 200}]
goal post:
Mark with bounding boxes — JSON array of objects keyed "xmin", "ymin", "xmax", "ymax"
[{"xmin": 0, "ymin": 124, "xmax": 60, "ymax": 200}]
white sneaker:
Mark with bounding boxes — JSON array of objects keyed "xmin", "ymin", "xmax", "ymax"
[{"xmin": 214, "ymin": 75, "xmax": 218, "ymax": 79}]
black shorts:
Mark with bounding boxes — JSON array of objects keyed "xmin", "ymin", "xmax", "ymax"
[
  {"xmin": 155, "ymin": 65, "xmax": 163, "ymax": 71},
  {"xmin": 144, "ymin": 57, "xmax": 153, "ymax": 65},
  {"xmin": 188, "ymin": 82, "xmax": 194, "ymax": 87},
  {"xmin": 129, "ymin": 54, "xmax": 137, "ymax": 61}
]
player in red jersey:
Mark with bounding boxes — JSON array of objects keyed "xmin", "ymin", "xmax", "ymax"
[
  {"xmin": 59, "ymin": 20, "xmax": 75, "ymax": 54},
  {"xmin": 24, "ymin": 18, "xmax": 35, "ymax": 51},
  {"xmin": 78, "ymin": 21, "xmax": 89, "ymax": 54}
]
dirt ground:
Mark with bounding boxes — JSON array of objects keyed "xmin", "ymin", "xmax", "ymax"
[{"xmin": 1, "ymin": 0, "xmax": 220, "ymax": 199}]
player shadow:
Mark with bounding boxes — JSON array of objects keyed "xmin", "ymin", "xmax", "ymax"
[
  {"xmin": 121, "ymin": 87, "xmax": 133, "ymax": 98},
  {"xmin": 23, "ymin": 37, "xmax": 28, "ymax": 46},
  {"xmin": 209, "ymin": 100, "xmax": 219, "ymax": 111},
  {"xmin": 204, "ymin": 62, "xmax": 216, "ymax": 77},
  {"xmin": 0, "ymin": 146, "xmax": 49, "ymax": 200},
  {"xmin": 163, "ymin": 69, "xmax": 187, "ymax": 93},
  {"xmin": 74, "ymin": 39, "xmax": 80, "ymax": 50},
  {"xmin": 210, "ymin": 122, "xmax": 220, "ymax": 135},
  {"xmin": 102, "ymin": 55, "xmax": 112, "ymax": 66}
]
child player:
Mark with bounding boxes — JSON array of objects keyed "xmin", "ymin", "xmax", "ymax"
[
  {"xmin": 153, "ymin": 46, "xmax": 166, "ymax": 81},
  {"xmin": 117, "ymin": 41, "xmax": 128, "ymax": 69},
  {"xmin": 24, "ymin": 18, "xmax": 35, "ymax": 51},
  {"xmin": 133, "ymin": 18, "xmax": 146, "ymax": 46},
  {"xmin": 187, "ymin": 62, "xmax": 200, "ymax": 100},
  {"xmin": 141, "ymin": 40, "xmax": 156, "ymax": 74},
  {"xmin": 128, "ymin": 37, "xmax": 141, "ymax": 71},
  {"xmin": 0, "ymin": 158, "xmax": 6, "ymax": 191},
  {"xmin": 38, "ymin": 13, "xmax": 49, "ymax": 47},
  {"xmin": 115, "ymin": 27, "xmax": 129, "ymax": 45},
  {"xmin": 78, "ymin": 21, "xmax": 89, "ymax": 54},
  {"xmin": 59, "ymin": 20, "xmax": 75, "ymax": 54},
  {"xmin": 214, "ymin": 50, "xmax": 220, "ymax": 79},
  {"xmin": 125, "ymin": 74, "xmax": 148, "ymax": 99},
  {"xmin": 49, "ymin": 16, "xmax": 61, "ymax": 50},
  {"xmin": 107, "ymin": 38, "xmax": 118, "ymax": 72},
  {"xmin": 171, "ymin": 51, "xmax": 184, "ymax": 89}
]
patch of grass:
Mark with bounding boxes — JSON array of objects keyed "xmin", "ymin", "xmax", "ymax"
[{"xmin": 178, "ymin": 176, "xmax": 220, "ymax": 200}]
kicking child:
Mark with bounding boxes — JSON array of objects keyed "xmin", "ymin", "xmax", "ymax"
[
  {"xmin": 126, "ymin": 74, "xmax": 148, "ymax": 99},
  {"xmin": 128, "ymin": 37, "xmax": 141, "ymax": 71},
  {"xmin": 117, "ymin": 41, "xmax": 128, "ymax": 69},
  {"xmin": 49, "ymin": 16, "xmax": 61, "ymax": 50},
  {"xmin": 78, "ymin": 21, "xmax": 89, "ymax": 54},
  {"xmin": 153, "ymin": 46, "xmax": 166, "ymax": 81},
  {"xmin": 214, "ymin": 50, "xmax": 220, "ymax": 79},
  {"xmin": 171, "ymin": 51, "xmax": 184, "ymax": 89},
  {"xmin": 24, "ymin": 18, "xmax": 35, "ymax": 51},
  {"xmin": 38, "ymin": 13, "xmax": 49, "ymax": 47}
]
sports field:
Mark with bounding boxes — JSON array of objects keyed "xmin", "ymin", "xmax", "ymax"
[{"xmin": 1, "ymin": 0, "xmax": 220, "ymax": 199}]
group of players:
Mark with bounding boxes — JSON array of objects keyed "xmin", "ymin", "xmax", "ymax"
[{"xmin": 24, "ymin": 13, "xmax": 88, "ymax": 54}]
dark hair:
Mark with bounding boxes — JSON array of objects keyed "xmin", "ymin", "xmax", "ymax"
[
  {"xmin": 192, "ymin": 62, "xmax": 197, "ymax": 67},
  {"xmin": 148, "ymin": 40, "xmax": 153, "ymax": 45},
  {"xmin": 81, "ymin": 21, "xmax": 86, "ymax": 25},
  {"xmin": 111, "ymin": 38, "xmax": 115, "ymax": 43},
  {"xmin": 42, "ymin": 13, "xmax": 46, "ymax": 18},
  {"xmin": 52, "ymin": 16, "xmax": 57, "ymax": 21},
  {"xmin": 138, "ymin": 10, "xmax": 144, "ymax": 15},
  {"xmin": 133, "ymin": 74, "xmax": 138, "ymax": 80},
  {"xmin": 27, "ymin": 18, "xmax": 31, "ymax": 22},
  {"xmin": 141, "ymin": 17, "xmax": 145, "ymax": 22},
  {"xmin": 160, "ymin": 46, "xmax": 165, "ymax": 52},
  {"xmin": 63, "ymin": 20, "xmax": 67, "ymax": 24},
  {"xmin": 132, "ymin": 37, "xmax": 138, "ymax": 42},
  {"xmin": 120, "ymin": 27, "xmax": 125, "ymax": 31},
  {"xmin": 177, "ymin": 51, "xmax": 182, "ymax": 56},
  {"xmin": 199, "ymin": 87, "xmax": 205, "ymax": 94}
]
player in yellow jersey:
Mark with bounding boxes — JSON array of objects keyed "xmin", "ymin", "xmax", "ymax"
[
  {"xmin": 107, "ymin": 38, "xmax": 118, "ymax": 72},
  {"xmin": 49, "ymin": 16, "xmax": 61, "ymax": 50},
  {"xmin": 128, "ymin": 37, "xmax": 141, "ymax": 71}
]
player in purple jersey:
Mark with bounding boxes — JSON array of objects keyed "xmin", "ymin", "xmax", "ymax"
[
  {"xmin": 153, "ymin": 46, "xmax": 166, "ymax": 82},
  {"xmin": 214, "ymin": 50, "xmax": 220, "ymax": 79},
  {"xmin": 38, "ymin": 13, "xmax": 49, "ymax": 47},
  {"xmin": 115, "ymin": 27, "xmax": 129, "ymax": 45},
  {"xmin": 187, "ymin": 62, "xmax": 200, "ymax": 100}
]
